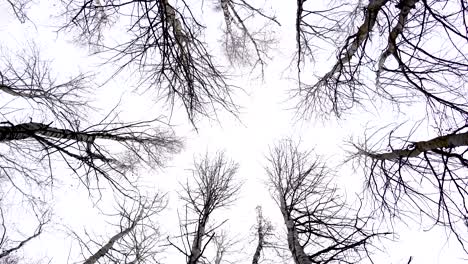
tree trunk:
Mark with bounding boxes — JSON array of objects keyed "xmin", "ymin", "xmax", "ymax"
[
  {"xmin": 359, "ymin": 131, "xmax": 468, "ymax": 160},
  {"xmin": 188, "ymin": 215, "xmax": 208, "ymax": 264},
  {"xmin": 251, "ymin": 232, "xmax": 263, "ymax": 264},
  {"xmin": 0, "ymin": 122, "xmax": 156, "ymax": 143},
  {"xmin": 324, "ymin": 0, "xmax": 389, "ymax": 79},
  {"xmin": 280, "ymin": 200, "xmax": 311, "ymax": 264},
  {"xmin": 83, "ymin": 210, "xmax": 143, "ymax": 264}
]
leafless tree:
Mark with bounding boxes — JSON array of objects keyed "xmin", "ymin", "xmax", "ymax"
[
  {"xmin": 56, "ymin": 0, "xmax": 275, "ymax": 123},
  {"xmin": 0, "ymin": 45, "xmax": 90, "ymax": 125},
  {"xmin": 0, "ymin": 117, "xmax": 182, "ymax": 197},
  {"xmin": 168, "ymin": 151, "xmax": 241, "ymax": 264},
  {"xmin": 351, "ymin": 123, "xmax": 468, "ymax": 251},
  {"xmin": 294, "ymin": 0, "xmax": 468, "ymax": 124},
  {"xmin": 0, "ymin": 46, "xmax": 183, "ymax": 198},
  {"xmin": 72, "ymin": 194, "xmax": 166, "ymax": 264},
  {"xmin": 0, "ymin": 198, "xmax": 50, "ymax": 261},
  {"xmin": 214, "ymin": 0, "xmax": 279, "ymax": 75},
  {"xmin": 266, "ymin": 139, "xmax": 389, "ymax": 264},
  {"xmin": 251, "ymin": 206, "xmax": 275, "ymax": 264}
]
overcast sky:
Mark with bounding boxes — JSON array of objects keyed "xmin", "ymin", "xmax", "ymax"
[{"xmin": 1, "ymin": 0, "xmax": 467, "ymax": 263}]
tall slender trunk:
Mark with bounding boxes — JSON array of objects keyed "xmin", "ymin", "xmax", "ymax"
[
  {"xmin": 280, "ymin": 199, "xmax": 311, "ymax": 264},
  {"xmin": 83, "ymin": 210, "xmax": 143, "ymax": 264},
  {"xmin": 251, "ymin": 231, "xmax": 264, "ymax": 264},
  {"xmin": 188, "ymin": 213, "xmax": 208, "ymax": 264}
]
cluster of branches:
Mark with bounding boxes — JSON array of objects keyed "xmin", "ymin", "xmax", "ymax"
[
  {"xmin": 4, "ymin": 0, "xmax": 31, "ymax": 23},
  {"xmin": 168, "ymin": 151, "xmax": 241, "ymax": 264},
  {"xmin": 351, "ymin": 123, "xmax": 468, "ymax": 251},
  {"xmin": 0, "ymin": 45, "xmax": 90, "ymax": 124},
  {"xmin": 266, "ymin": 139, "xmax": 389, "ymax": 264},
  {"xmin": 215, "ymin": 0, "xmax": 279, "ymax": 74},
  {"xmin": 0, "ymin": 32, "xmax": 180, "ymax": 264},
  {"xmin": 293, "ymin": 0, "xmax": 468, "ymax": 255},
  {"xmin": 72, "ymin": 195, "xmax": 166, "ymax": 264},
  {"xmin": 295, "ymin": 0, "xmax": 468, "ymax": 124},
  {"xmin": 0, "ymin": 199, "xmax": 50, "ymax": 261},
  {"xmin": 59, "ymin": 0, "xmax": 278, "ymax": 123}
]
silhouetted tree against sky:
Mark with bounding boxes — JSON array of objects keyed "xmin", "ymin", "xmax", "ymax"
[
  {"xmin": 4, "ymin": 0, "xmax": 30, "ymax": 23},
  {"xmin": 251, "ymin": 206, "xmax": 275, "ymax": 264},
  {"xmin": 0, "ymin": 41, "xmax": 181, "ymax": 263},
  {"xmin": 72, "ymin": 195, "xmax": 166, "ymax": 264},
  {"xmin": 2, "ymin": 0, "xmax": 468, "ymax": 263},
  {"xmin": 0, "ymin": 45, "xmax": 89, "ymax": 124},
  {"xmin": 266, "ymin": 139, "xmax": 389, "ymax": 264},
  {"xmin": 58, "ymin": 0, "xmax": 279, "ymax": 124},
  {"xmin": 216, "ymin": 0, "xmax": 279, "ymax": 75},
  {"xmin": 294, "ymin": 0, "xmax": 468, "ymax": 253},
  {"xmin": 0, "ymin": 46, "xmax": 182, "ymax": 199},
  {"xmin": 168, "ymin": 152, "xmax": 241, "ymax": 264},
  {"xmin": 350, "ymin": 123, "xmax": 468, "ymax": 251},
  {"xmin": 295, "ymin": 0, "xmax": 468, "ymax": 122}
]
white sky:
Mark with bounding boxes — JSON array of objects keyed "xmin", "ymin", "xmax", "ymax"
[{"xmin": 0, "ymin": 0, "xmax": 467, "ymax": 263}]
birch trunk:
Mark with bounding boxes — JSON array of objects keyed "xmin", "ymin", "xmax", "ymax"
[
  {"xmin": 324, "ymin": 0, "xmax": 389, "ymax": 79},
  {"xmin": 359, "ymin": 131, "xmax": 468, "ymax": 160},
  {"xmin": 83, "ymin": 210, "xmax": 143, "ymax": 264},
  {"xmin": 280, "ymin": 199, "xmax": 311, "ymax": 264},
  {"xmin": 0, "ymin": 122, "xmax": 162, "ymax": 143}
]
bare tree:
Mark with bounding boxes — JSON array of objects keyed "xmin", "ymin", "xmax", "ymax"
[
  {"xmin": 0, "ymin": 198, "xmax": 50, "ymax": 261},
  {"xmin": 168, "ymin": 151, "xmax": 241, "ymax": 264},
  {"xmin": 251, "ymin": 206, "xmax": 274, "ymax": 264},
  {"xmin": 294, "ymin": 0, "xmax": 468, "ymax": 123},
  {"xmin": 0, "ymin": 44, "xmax": 183, "ymax": 264},
  {"xmin": 0, "ymin": 117, "xmax": 182, "ymax": 197},
  {"xmin": 72, "ymin": 194, "xmax": 166, "ymax": 264},
  {"xmin": 0, "ymin": 45, "xmax": 90, "ymax": 124},
  {"xmin": 0, "ymin": 46, "xmax": 182, "ymax": 198},
  {"xmin": 59, "ymin": 0, "xmax": 234, "ymax": 124},
  {"xmin": 266, "ymin": 139, "xmax": 389, "ymax": 264},
  {"xmin": 58, "ymin": 0, "xmax": 276, "ymax": 125},
  {"xmin": 351, "ymin": 123, "xmax": 468, "ymax": 251},
  {"xmin": 214, "ymin": 0, "xmax": 280, "ymax": 75}
]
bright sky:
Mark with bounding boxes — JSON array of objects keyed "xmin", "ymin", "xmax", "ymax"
[{"xmin": 0, "ymin": 0, "xmax": 467, "ymax": 263}]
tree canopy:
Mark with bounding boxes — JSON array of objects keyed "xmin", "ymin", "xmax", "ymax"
[{"xmin": 1, "ymin": 0, "xmax": 467, "ymax": 263}]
